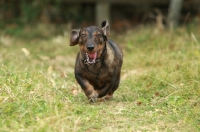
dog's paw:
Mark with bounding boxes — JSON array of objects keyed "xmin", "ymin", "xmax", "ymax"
[
  {"xmin": 103, "ymin": 94, "xmax": 113, "ymax": 100},
  {"xmin": 88, "ymin": 92, "xmax": 98, "ymax": 103}
]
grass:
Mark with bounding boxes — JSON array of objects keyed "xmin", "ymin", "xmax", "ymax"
[{"xmin": 0, "ymin": 23, "xmax": 200, "ymax": 131}]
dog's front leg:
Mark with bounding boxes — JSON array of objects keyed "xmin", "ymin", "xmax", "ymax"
[{"xmin": 75, "ymin": 74, "xmax": 98, "ymax": 102}]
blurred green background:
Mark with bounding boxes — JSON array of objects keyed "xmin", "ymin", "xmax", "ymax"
[{"xmin": 0, "ymin": 0, "xmax": 199, "ymax": 30}]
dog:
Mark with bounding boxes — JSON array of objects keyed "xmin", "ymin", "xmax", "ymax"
[{"xmin": 69, "ymin": 20, "xmax": 123, "ymax": 102}]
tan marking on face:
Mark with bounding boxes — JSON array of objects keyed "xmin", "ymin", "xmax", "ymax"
[
  {"xmin": 80, "ymin": 31, "xmax": 88, "ymax": 42},
  {"xmin": 79, "ymin": 29, "xmax": 106, "ymax": 60},
  {"xmin": 81, "ymin": 30, "xmax": 87, "ymax": 36},
  {"xmin": 93, "ymin": 31, "xmax": 101, "ymax": 36},
  {"xmin": 93, "ymin": 31, "xmax": 105, "ymax": 58},
  {"xmin": 97, "ymin": 45, "xmax": 104, "ymax": 58}
]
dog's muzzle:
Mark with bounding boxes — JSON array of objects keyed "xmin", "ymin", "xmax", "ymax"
[{"xmin": 82, "ymin": 52, "xmax": 100, "ymax": 64}]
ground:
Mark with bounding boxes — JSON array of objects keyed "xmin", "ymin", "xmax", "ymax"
[{"xmin": 0, "ymin": 23, "xmax": 200, "ymax": 131}]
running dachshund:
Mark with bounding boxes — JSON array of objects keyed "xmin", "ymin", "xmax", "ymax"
[{"xmin": 69, "ymin": 20, "xmax": 123, "ymax": 102}]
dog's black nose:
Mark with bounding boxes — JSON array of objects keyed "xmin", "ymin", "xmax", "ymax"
[{"xmin": 87, "ymin": 45, "xmax": 94, "ymax": 51}]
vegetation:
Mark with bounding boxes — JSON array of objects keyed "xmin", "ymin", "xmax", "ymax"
[{"xmin": 0, "ymin": 23, "xmax": 200, "ymax": 131}]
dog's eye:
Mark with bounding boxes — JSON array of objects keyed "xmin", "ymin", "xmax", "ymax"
[
  {"xmin": 81, "ymin": 34, "xmax": 86, "ymax": 37},
  {"xmin": 96, "ymin": 34, "xmax": 102, "ymax": 37}
]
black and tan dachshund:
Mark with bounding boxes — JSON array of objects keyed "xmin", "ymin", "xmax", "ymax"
[{"xmin": 69, "ymin": 20, "xmax": 123, "ymax": 102}]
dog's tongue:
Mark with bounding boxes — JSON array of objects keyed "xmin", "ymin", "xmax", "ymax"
[{"xmin": 88, "ymin": 52, "xmax": 97, "ymax": 60}]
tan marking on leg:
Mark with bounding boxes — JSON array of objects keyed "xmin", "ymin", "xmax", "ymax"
[
  {"xmin": 104, "ymin": 94, "xmax": 113, "ymax": 100},
  {"xmin": 84, "ymin": 81, "xmax": 98, "ymax": 102}
]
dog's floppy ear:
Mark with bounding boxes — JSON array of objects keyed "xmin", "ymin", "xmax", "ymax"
[
  {"xmin": 101, "ymin": 20, "xmax": 110, "ymax": 37},
  {"xmin": 70, "ymin": 29, "xmax": 80, "ymax": 46}
]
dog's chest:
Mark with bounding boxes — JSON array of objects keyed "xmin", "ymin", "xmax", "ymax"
[
  {"xmin": 85, "ymin": 65, "xmax": 112, "ymax": 78},
  {"xmin": 87, "ymin": 69, "xmax": 111, "ymax": 88}
]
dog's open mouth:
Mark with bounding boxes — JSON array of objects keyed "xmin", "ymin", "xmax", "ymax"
[{"xmin": 83, "ymin": 52, "xmax": 99, "ymax": 64}]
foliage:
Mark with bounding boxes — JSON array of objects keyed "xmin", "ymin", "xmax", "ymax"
[
  {"xmin": 0, "ymin": 0, "xmax": 94, "ymax": 26},
  {"xmin": 0, "ymin": 24, "xmax": 200, "ymax": 131}
]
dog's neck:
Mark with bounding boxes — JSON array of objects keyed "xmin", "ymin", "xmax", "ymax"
[{"xmin": 99, "ymin": 42, "xmax": 107, "ymax": 60}]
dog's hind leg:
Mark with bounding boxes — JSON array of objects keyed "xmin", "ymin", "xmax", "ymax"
[{"xmin": 103, "ymin": 72, "xmax": 121, "ymax": 100}]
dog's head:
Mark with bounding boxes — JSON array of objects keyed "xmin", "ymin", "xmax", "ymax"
[{"xmin": 70, "ymin": 20, "xmax": 110, "ymax": 64}]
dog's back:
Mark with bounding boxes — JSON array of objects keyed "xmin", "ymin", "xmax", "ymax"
[{"xmin": 107, "ymin": 39, "xmax": 123, "ymax": 64}]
